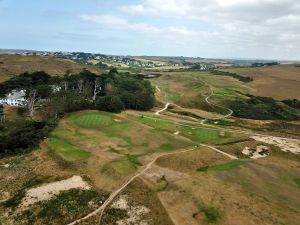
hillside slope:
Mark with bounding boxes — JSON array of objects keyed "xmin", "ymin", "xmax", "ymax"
[
  {"xmin": 222, "ymin": 65, "xmax": 300, "ymax": 100},
  {"xmin": 0, "ymin": 54, "xmax": 102, "ymax": 82}
]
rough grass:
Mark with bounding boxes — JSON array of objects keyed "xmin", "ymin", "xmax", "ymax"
[
  {"xmin": 48, "ymin": 138, "xmax": 90, "ymax": 161},
  {"xmin": 156, "ymin": 147, "xmax": 229, "ymax": 173},
  {"xmin": 0, "ymin": 54, "xmax": 102, "ymax": 83},
  {"xmin": 223, "ymin": 65, "xmax": 300, "ymax": 100}
]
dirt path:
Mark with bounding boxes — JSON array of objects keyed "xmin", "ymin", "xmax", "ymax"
[
  {"xmin": 67, "ymin": 146, "xmax": 201, "ymax": 225},
  {"xmin": 201, "ymin": 85, "xmax": 233, "ymax": 125},
  {"xmin": 67, "ymin": 144, "xmax": 236, "ymax": 225},
  {"xmin": 155, "ymin": 102, "xmax": 171, "ymax": 115}
]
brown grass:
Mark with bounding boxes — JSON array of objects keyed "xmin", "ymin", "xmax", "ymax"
[
  {"xmin": 156, "ymin": 156, "xmax": 300, "ymax": 225},
  {"xmin": 156, "ymin": 147, "xmax": 229, "ymax": 173},
  {"xmin": 223, "ymin": 65, "xmax": 300, "ymax": 100},
  {"xmin": 0, "ymin": 54, "xmax": 102, "ymax": 83}
]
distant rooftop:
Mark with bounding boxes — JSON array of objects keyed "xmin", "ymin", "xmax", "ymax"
[{"xmin": 7, "ymin": 90, "xmax": 26, "ymax": 100}]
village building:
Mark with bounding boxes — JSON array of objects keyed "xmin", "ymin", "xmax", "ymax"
[{"xmin": 0, "ymin": 90, "xmax": 26, "ymax": 106}]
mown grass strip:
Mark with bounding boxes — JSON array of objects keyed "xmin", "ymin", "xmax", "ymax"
[
  {"xmin": 48, "ymin": 138, "xmax": 90, "ymax": 162},
  {"xmin": 197, "ymin": 160, "xmax": 242, "ymax": 172}
]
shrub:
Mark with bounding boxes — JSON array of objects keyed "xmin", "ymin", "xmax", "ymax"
[{"xmin": 96, "ymin": 96, "xmax": 124, "ymax": 113}]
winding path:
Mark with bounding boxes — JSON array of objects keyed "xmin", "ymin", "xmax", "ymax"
[
  {"xmin": 204, "ymin": 86, "xmax": 233, "ymax": 120},
  {"xmin": 155, "ymin": 102, "xmax": 171, "ymax": 115}
]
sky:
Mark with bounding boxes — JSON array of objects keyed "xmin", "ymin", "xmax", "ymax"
[{"xmin": 0, "ymin": 0, "xmax": 300, "ymax": 60}]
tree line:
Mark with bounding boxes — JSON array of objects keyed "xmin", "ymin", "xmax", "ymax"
[
  {"xmin": 0, "ymin": 68, "xmax": 155, "ymax": 155},
  {"xmin": 0, "ymin": 68, "xmax": 155, "ymax": 118}
]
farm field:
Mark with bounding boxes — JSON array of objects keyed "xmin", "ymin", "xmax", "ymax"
[
  {"xmin": 0, "ymin": 54, "xmax": 102, "ymax": 82},
  {"xmin": 222, "ymin": 65, "xmax": 300, "ymax": 100}
]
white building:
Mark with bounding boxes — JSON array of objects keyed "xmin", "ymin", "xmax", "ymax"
[{"xmin": 0, "ymin": 90, "xmax": 26, "ymax": 106}]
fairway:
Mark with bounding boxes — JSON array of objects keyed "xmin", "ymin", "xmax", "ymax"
[
  {"xmin": 48, "ymin": 138, "xmax": 90, "ymax": 161},
  {"xmin": 69, "ymin": 112, "xmax": 113, "ymax": 128},
  {"xmin": 197, "ymin": 159, "xmax": 242, "ymax": 172}
]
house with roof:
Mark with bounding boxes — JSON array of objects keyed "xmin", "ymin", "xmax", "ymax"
[{"xmin": 0, "ymin": 90, "xmax": 26, "ymax": 106}]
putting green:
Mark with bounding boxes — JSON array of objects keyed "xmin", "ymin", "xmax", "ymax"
[{"xmin": 70, "ymin": 113, "xmax": 113, "ymax": 128}]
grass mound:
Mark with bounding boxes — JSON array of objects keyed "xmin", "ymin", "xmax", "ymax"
[
  {"xmin": 70, "ymin": 113, "xmax": 113, "ymax": 128},
  {"xmin": 48, "ymin": 138, "xmax": 90, "ymax": 161}
]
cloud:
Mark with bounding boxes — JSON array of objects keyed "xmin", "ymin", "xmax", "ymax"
[
  {"xmin": 80, "ymin": 0, "xmax": 300, "ymax": 59},
  {"xmin": 80, "ymin": 14, "xmax": 199, "ymax": 36},
  {"xmin": 117, "ymin": 0, "xmax": 300, "ymax": 58}
]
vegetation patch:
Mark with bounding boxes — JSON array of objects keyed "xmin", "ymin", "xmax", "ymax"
[
  {"xmin": 102, "ymin": 208, "xmax": 128, "ymax": 225},
  {"xmin": 126, "ymin": 154, "xmax": 143, "ymax": 166},
  {"xmin": 211, "ymin": 70, "xmax": 253, "ymax": 83},
  {"xmin": 48, "ymin": 138, "xmax": 90, "ymax": 161},
  {"xmin": 294, "ymin": 178, "xmax": 300, "ymax": 188},
  {"xmin": 20, "ymin": 189, "xmax": 107, "ymax": 225},
  {"xmin": 102, "ymin": 159, "xmax": 138, "ymax": 175},
  {"xmin": 196, "ymin": 205, "xmax": 222, "ymax": 223},
  {"xmin": 158, "ymin": 143, "xmax": 174, "ymax": 151},
  {"xmin": 230, "ymin": 96, "xmax": 300, "ymax": 120}
]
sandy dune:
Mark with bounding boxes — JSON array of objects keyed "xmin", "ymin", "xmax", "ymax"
[
  {"xmin": 20, "ymin": 175, "xmax": 90, "ymax": 209},
  {"xmin": 251, "ymin": 136, "xmax": 300, "ymax": 154}
]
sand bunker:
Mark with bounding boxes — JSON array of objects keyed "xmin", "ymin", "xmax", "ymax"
[
  {"xmin": 251, "ymin": 135, "xmax": 300, "ymax": 154},
  {"xmin": 20, "ymin": 175, "xmax": 90, "ymax": 209},
  {"xmin": 111, "ymin": 195, "xmax": 150, "ymax": 225},
  {"xmin": 242, "ymin": 145, "xmax": 269, "ymax": 159}
]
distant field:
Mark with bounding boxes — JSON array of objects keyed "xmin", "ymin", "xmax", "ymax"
[
  {"xmin": 0, "ymin": 54, "xmax": 102, "ymax": 83},
  {"xmin": 222, "ymin": 65, "xmax": 300, "ymax": 100}
]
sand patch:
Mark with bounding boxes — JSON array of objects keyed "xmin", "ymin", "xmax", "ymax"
[
  {"xmin": 2, "ymin": 163, "xmax": 10, "ymax": 168},
  {"xmin": 242, "ymin": 145, "xmax": 269, "ymax": 159},
  {"xmin": 111, "ymin": 195, "xmax": 150, "ymax": 225},
  {"xmin": 19, "ymin": 175, "xmax": 90, "ymax": 209},
  {"xmin": 0, "ymin": 191, "xmax": 10, "ymax": 203},
  {"xmin": 251, "ymin": 136, "xmax": 300, "ymax": 154}
]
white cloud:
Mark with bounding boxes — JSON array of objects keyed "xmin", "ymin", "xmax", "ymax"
[
  {"xmin": 80, "ymin": 14, "xmax": 200, "ymax": 36},
  {"xmin": 80, "ymin": 0, "xmax": 300, "ymax": 59}
]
